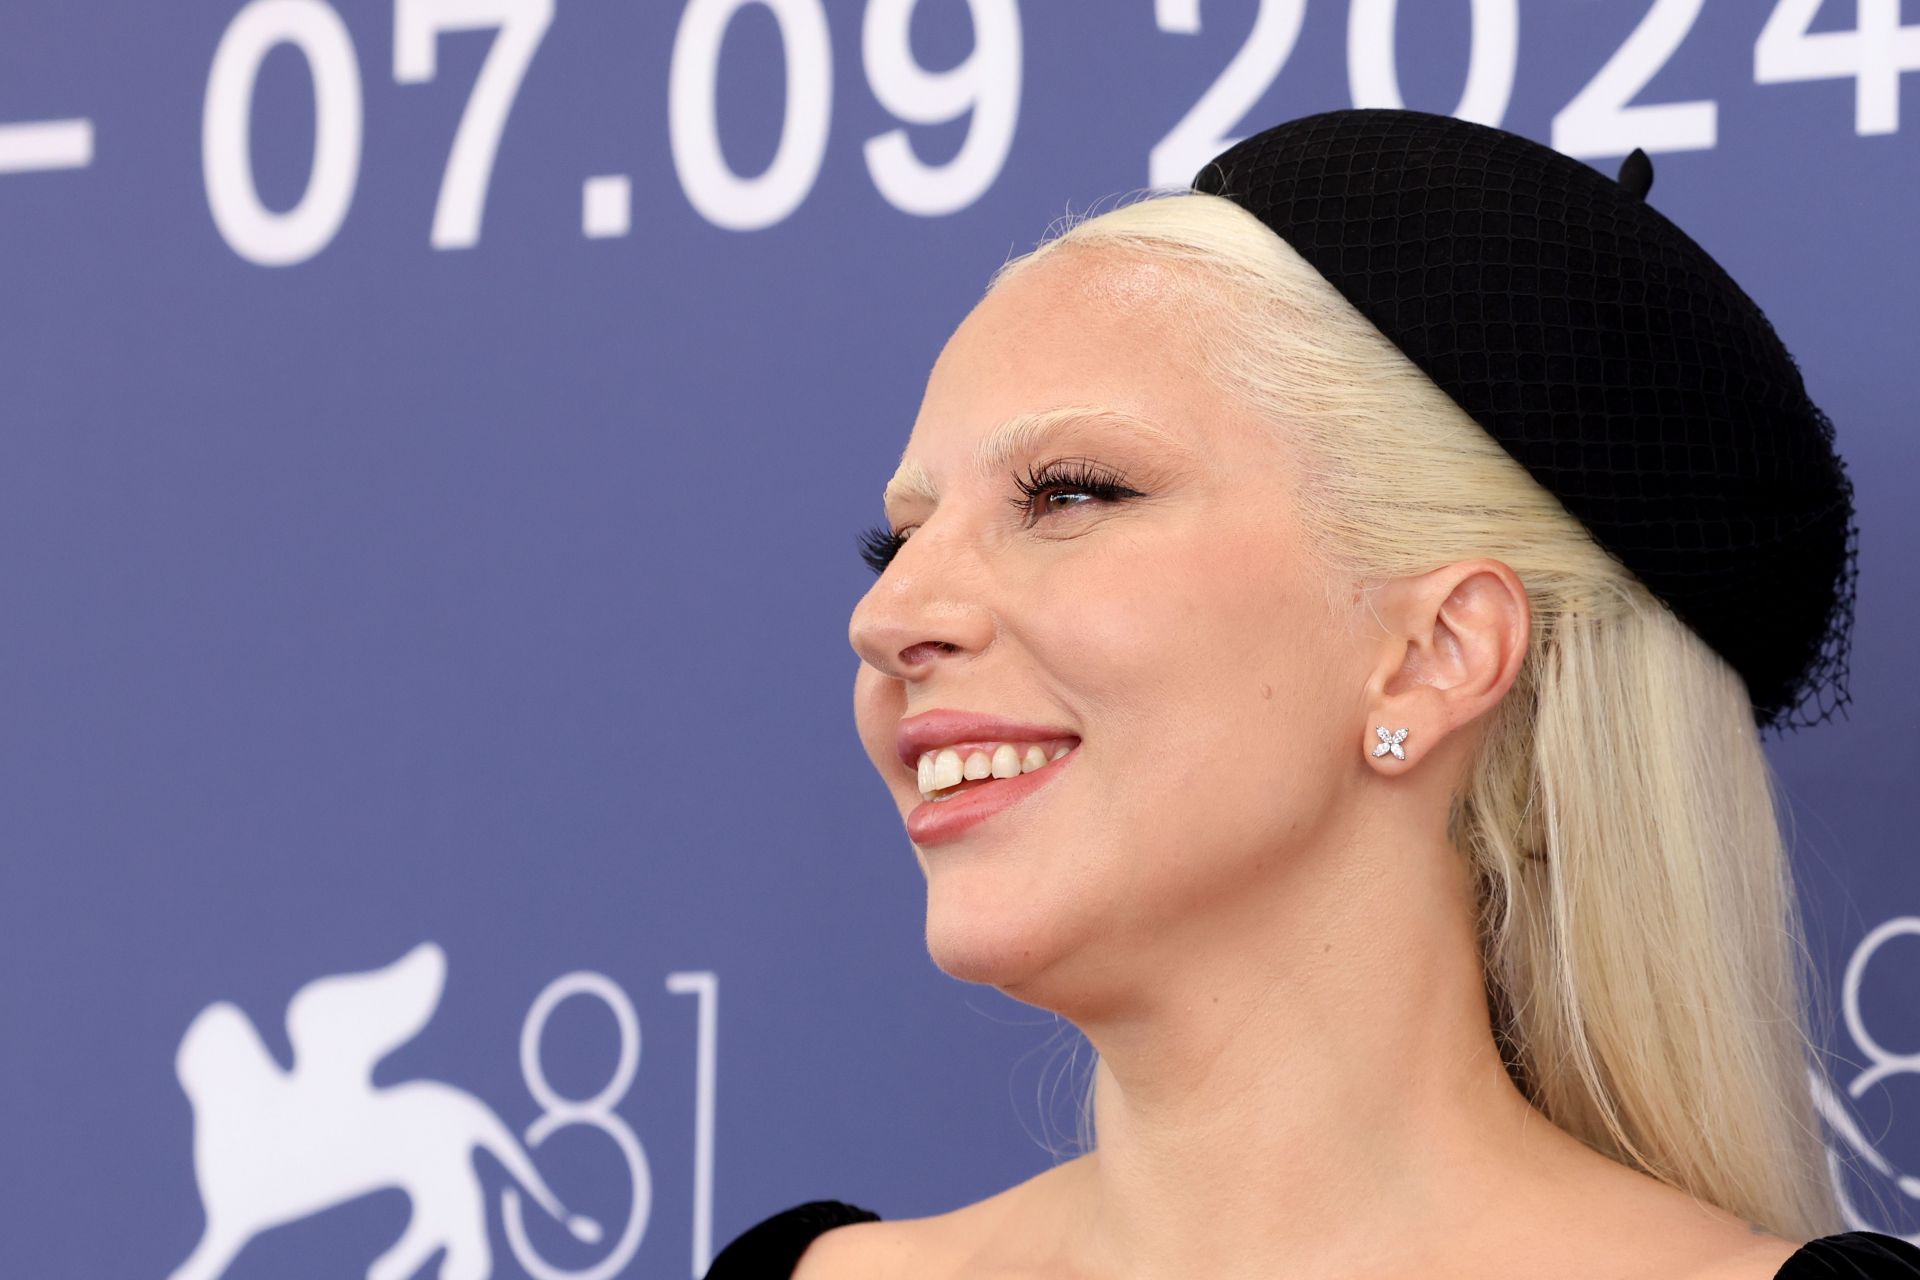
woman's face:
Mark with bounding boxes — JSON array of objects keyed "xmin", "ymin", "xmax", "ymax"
[{"xmin": 849, "ymin": 247, "xmax": 1372, "ymax": 1005}]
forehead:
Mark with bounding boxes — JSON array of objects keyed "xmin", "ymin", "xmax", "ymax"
[{"xmin": 884, "ymin": 249, "xmax": 1232, "ymax": 510}]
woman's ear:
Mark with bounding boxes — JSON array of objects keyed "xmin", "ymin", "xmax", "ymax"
[{"xmin": 1360, "ymin": 559, "xmax": 1531, "ymax": 770}]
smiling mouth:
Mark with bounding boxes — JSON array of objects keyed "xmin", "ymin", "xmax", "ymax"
[{"xmin": 917, "ymin": 740, "xmax": 1080, "ymax": 803}]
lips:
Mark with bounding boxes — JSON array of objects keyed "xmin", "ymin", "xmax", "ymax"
[{"xmin": 904, "ymin": 742, "xmax": 1078, "ymax": 846}]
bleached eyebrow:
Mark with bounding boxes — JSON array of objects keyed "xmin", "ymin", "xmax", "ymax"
[{"xmin": 880, "ymin": 406, "xmax": 1186, "ymax": 513}]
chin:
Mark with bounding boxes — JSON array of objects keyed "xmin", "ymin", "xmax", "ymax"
[
  {"xmin": 913, "ymin": 871, "xmax": 1098, "ymax": 997},
  {"xmin": 922, "ymin": 887, "xmax": 1060, "ymax": 989},
  {"xmin": 927, "ymin": 941, "xmax": 1044, "ymax": 989}
]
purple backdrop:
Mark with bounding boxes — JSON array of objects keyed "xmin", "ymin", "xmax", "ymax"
[{"xmin": 2, "ymin": 1, "xmax": 1917, "ymax": 1275}]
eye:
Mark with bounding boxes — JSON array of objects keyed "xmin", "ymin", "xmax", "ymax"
[
  {"xmin": 855, "ymin": 458, "xmax": 1146, "ymax": 577},
  {"xmin": 1006, "ymin": 457, "xmax": 1144, "ymax": 524}
]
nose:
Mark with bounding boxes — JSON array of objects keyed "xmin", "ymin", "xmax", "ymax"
[{"xmin": 848, "ymin": 518, "xmax": 996, "ymax": 680}]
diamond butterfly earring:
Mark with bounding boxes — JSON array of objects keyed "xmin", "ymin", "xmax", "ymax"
[{"xmin": 1371, "ymin": 725, "xmax": 1410, "ymax": 760}]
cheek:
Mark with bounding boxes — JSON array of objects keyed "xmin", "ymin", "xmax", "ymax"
[
  {"xmin": 1036, "ymin": 520, "xmax": 1340, "ymax": 737},
  {"xmin": 1038, "ymin": 525, "xmax": 1352, "ymax": 892}
]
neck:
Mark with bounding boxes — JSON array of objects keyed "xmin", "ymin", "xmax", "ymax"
[{"xmin": 1027, "ymin": 825, "xmax": 1589, "ymax": 1279}]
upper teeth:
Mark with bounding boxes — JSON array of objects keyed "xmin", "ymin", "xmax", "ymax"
[{"xmin": 916, "ymin": 740, "xmax": 1076, "ymax": 800}]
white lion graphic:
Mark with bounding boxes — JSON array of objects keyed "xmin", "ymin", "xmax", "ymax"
[{"xmin": 168, "ymin": 942, "xmax": 601, "ymax": 1280}]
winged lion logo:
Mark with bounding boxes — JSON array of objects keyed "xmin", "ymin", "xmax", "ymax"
[{"xmin": 167, "ymin": 942, "xmax": 600, "ymax": 1280}]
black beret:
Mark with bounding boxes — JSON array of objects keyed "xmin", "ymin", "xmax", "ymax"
[{"xmin": 1192, "ymin": 108, "xmax": 1856, "ymax": 734}]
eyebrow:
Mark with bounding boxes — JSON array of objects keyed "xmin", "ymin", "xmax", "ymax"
[{"xmin": 880, "ymin": 406, "xmax": 1187, "ymax": 513}]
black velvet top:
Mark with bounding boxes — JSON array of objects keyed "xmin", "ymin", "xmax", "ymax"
[{"xmin": 702, "ymin": 1200, "xmax": 1920, "ymax": 1279}]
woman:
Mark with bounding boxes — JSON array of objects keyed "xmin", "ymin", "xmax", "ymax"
[{"xmin": 707, "ymin": 109, "xmax": 1919, "ymax": 1279}]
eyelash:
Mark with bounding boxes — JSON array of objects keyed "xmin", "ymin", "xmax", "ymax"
[{"xmin": 856, "ymin": 458, "xmax": 1143, "ymax": 576}]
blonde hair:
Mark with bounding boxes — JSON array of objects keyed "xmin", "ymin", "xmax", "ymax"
[{"xmin": 992, "ymin": 190, "xmax": 1847, "ymax": 1240}]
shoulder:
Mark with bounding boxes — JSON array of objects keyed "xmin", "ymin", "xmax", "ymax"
[
  {"xmin": 704, "ymin": 1199, "xmax": 883, "ymax": 1280},
  {"xmin": 789, "ymin": 1212, "xmax": 934, "ymax": 1280},
  {"xmin": 1764, "ymin": 1232, "xmax": 1920, "ymax": 1279},
  {"xmin": 737, "ymin": 1159, "xmax": 1082, "ymax": 1280},
  {"xmin": 1677, "ymin": 1231, "xmax": 1920, "ymax": 1280}
]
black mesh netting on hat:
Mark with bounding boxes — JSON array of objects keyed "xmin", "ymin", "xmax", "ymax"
[{"xmin": 1191, "ymin": 108, "xmax": 1857, "ymax": 735}]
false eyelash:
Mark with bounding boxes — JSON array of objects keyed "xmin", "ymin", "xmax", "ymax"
[
  {"xmin": 1006, "ymin": 457, "xmax": 1139, "ymax": 520},
  {"xmin": 856, "ymin": 524, "xmax": 905, "ymax": 576},
  {"xmin": 856, "ymin": 457, "xmax": 1144, "ymax": 577}
]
